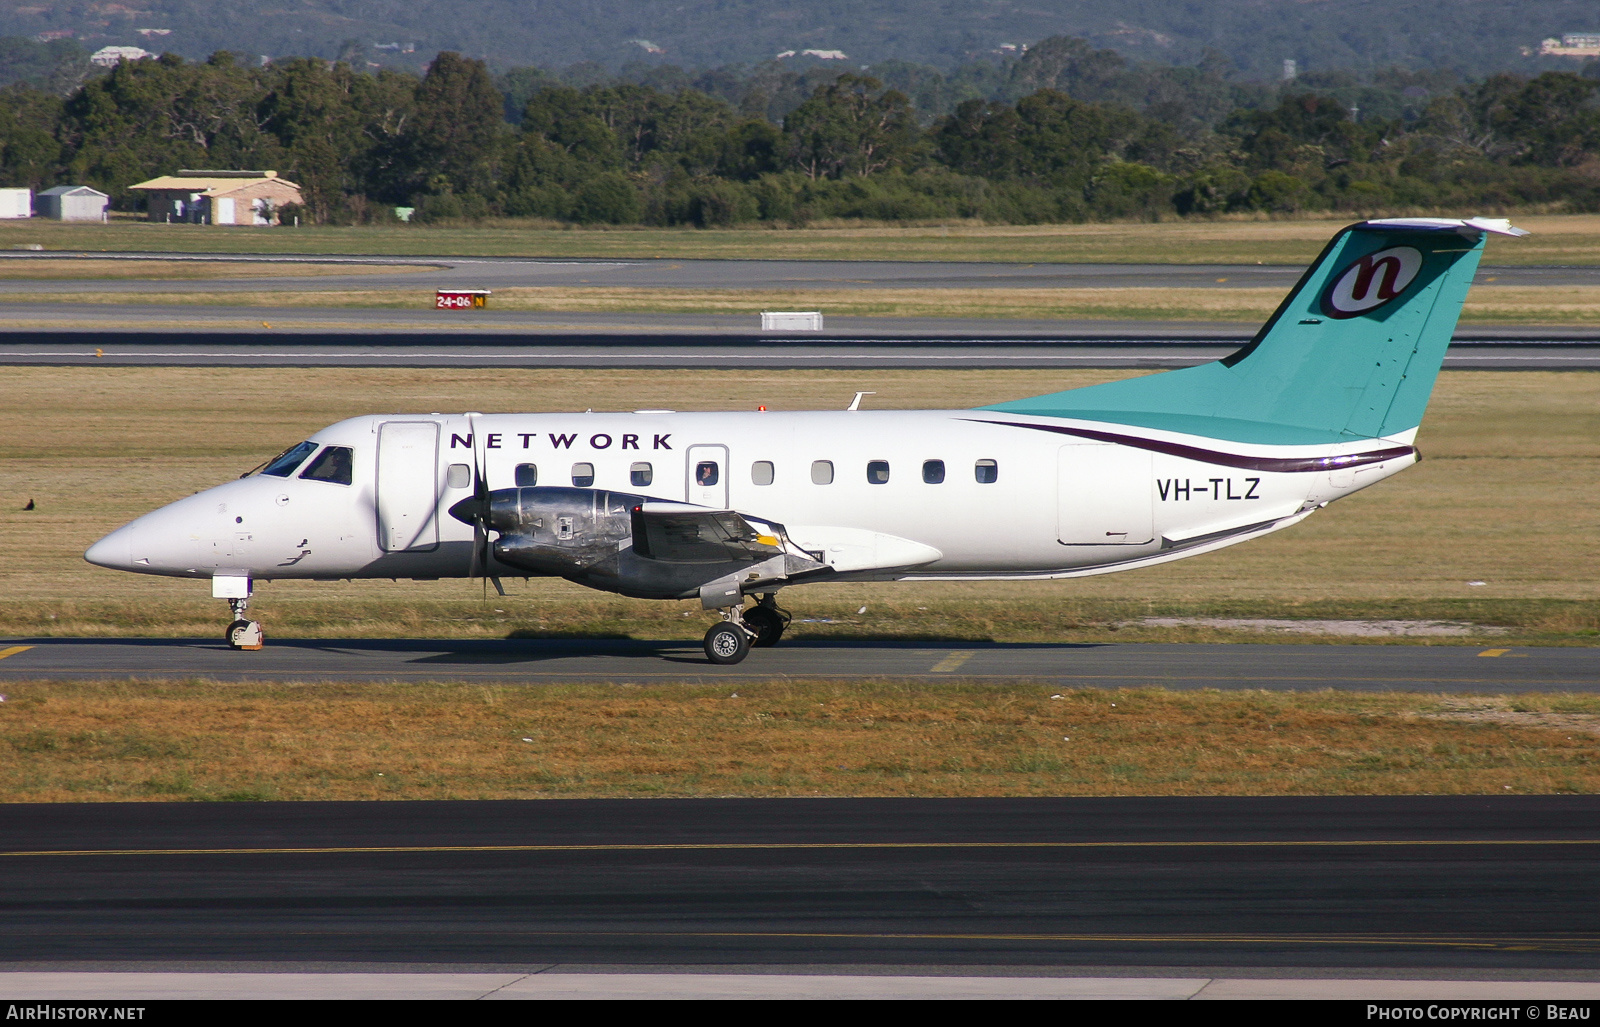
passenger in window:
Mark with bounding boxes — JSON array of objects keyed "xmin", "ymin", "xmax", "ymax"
[{"xmin": 696, "ymin": 462, "xmax": 719, "ymax": 486}]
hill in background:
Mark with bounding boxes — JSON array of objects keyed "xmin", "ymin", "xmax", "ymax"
[{"xmin": 4, "ymin": 0, "xmax": 1600, "ymax": 80}]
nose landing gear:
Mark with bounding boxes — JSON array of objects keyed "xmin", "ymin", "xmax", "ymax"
[{"xmin": 214, "ymin": 576, "xmax": 263, "ymax": 651}]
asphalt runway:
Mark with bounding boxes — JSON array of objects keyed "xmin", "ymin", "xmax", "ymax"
[
  {"xmin": 5, "ymin": 795, "xmax": 1600, "ymax": 970},
  {"xmin": 2, "ymin": 251, "xmax": 1595, "ymax": 293},
  {"xmin": 1, "ymin": 329, "xmax": 1595, "ymax": 369},
  {"xmin": 1, "ymin": 638, "xmax": 1593, "ymax": 691}
]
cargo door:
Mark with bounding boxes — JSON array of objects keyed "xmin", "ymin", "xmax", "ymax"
[
  {"xmin": 376, "ymin": 421, "xmax": 440, "ymax": 552},
  {"xmin": 1057, "ymin": 443, "xmax": 1154, "ymax": 545},
  {"xmin": 686, "ymin": 444, "xmax": 729, "ymax": 508}
]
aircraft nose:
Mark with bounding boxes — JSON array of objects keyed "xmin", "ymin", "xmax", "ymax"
[{"xmin": 85, "ymin": 523, "xmax": 134, "ymax": 570}]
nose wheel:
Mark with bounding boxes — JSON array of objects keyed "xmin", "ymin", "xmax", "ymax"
[{"xmin": 225, "ymin": 597, "xmax": 264, "ymax": 651}]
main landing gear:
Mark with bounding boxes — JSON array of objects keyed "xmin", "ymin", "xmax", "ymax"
[
  {"xmin": 225, "ymin": 597, "xmax": 264, "ymax": 651},
  {"xmin": 745, "ymin": 594, "xmax": 790, "ymax": 647},
  {"xmin": 702, "ymin": 594, "xmax": 790, "ymax": 665}
]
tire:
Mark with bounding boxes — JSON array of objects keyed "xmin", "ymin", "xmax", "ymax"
[
  {"xmin": 744, "ymin": 606, "xmax": 786, "ymax": 648},
  {"xmin": 226, "ymin": 619, "xmax": 263, "ymax": 650},
  {"xmin": 703, "ymin": 622, "xmax": 751, "ymax": 665}
]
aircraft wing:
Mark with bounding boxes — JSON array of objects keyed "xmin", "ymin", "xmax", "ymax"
[{"xmin": 630, "ymin": 502, "xmax": 785, "ymax": 564}]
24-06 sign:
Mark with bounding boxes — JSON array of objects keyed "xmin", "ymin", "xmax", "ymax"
[{"xmin": 436, "ymin": 289, "xmax": 490, "ymax": 309}]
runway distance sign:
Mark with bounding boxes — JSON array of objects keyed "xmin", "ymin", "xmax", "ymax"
[{"xmin": 436, "ymin": 289, "xmax": 490, "ymax": 310}]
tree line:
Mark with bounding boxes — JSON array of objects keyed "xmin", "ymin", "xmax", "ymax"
[{"xmin": 2, "ymin": 40, "xmax": 1599, "ymax": 227}]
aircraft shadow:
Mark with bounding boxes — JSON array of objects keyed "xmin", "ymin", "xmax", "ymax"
[{"xmin": 12, "ymin": 635, "xmax": 1111, "ymax": 667}]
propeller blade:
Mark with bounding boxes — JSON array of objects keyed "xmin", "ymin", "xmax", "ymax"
[
  {"xmin": 478, "ymin": 517, "xmax": 488, "ymax": 602},
  {"xmin": 468, "ymin": 511, "xmax": 481, "ymax": 581},
  {"xmin": 470, "ymin": 414, "xmax": 489, "ymax": 600}
]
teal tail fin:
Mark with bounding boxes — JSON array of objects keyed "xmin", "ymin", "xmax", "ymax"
[{"xmin": 984, "ymin": 217, "xmax": 1526, "ymax": 445}]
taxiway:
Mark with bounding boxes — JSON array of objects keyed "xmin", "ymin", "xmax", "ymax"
[{"xmin": 0, "ymin": 638, "xmax": 1591, "ymax": 691}]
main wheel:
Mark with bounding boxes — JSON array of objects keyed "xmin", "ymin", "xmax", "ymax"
[
  {"xmin": 743, "ymin": 606, "xmax": 786, "ymax": 648},
  {"xmin": 703, "ymin": 622, "xmax": 751, "ymax": 665}
]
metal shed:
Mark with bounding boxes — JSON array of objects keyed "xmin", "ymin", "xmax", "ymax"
[
  {"xmin": 36, "ymin": 185, "xmax": 109, "ymax": 222},
  {"xmin": 0, "ymin": 188, "xmax": 31, "ymax": 219}
]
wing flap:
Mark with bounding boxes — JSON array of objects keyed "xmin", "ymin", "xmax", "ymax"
[{"xmin": 630, "ymin": 502, "xmax": 785, "ymax": 564}]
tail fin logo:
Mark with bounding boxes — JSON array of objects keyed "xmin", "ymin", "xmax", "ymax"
[{"xmin": 1322, "ymin": 246, "xmax": 1423, "ymax": 319}]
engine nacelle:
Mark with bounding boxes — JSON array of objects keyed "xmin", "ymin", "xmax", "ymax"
[{"xmin": 452, "ymin": 486, "xmax": 635, "ymax": 578}]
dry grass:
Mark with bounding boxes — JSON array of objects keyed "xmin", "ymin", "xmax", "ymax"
[
  {"xmin": 1427, "ymin": 696, "xmax": 1600, "ymax": 737},
  {"xmin": 1, "ymin": 679, "xmax": 1597, "ymax": 801},
  {"xmin": 0, "ymin": 213, "xmax": 1589, "ymax": 265},
  {"xmin": 0, "ymin": 284, "xmax": 1284, "ymax": 322},
  {"xmin": 10, "ymin": 283, "xmax": 1598, "ymax": 325},
  {"xmin": 0, "ymin": 367, "xmax": 1595, "ymax": 643},
  {"xmin": 0, "ymin": 258, "xmax": 427, "ymax": 279}
]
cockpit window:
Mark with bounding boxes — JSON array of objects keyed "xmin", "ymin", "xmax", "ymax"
[
  {"xmin": 259, "ymin": 441, "xmax": 317, "ymax": 478},
  {"xmin": 299, "ymin": 446, "xmax": 354, "ymax": 486}
]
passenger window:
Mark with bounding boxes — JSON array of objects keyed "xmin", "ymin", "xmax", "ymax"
[
  {"xmin": 299, "ymin": 446, "xmax": 353, "ymax": 486},
  {"xmin": 975, "ymin": 459, "xmax": 999, "ymax": 483},
  {"xmin": 445, "ymin": 463, "xmax": 470, "ymax": 489},
  {"xmin": 630, "ymin": 462, "xmax": 653, "ymax": 487},
  {"xmin": 695, "ymin": 461, "xmax": 719, "ymax": 486},
  {"xmin": 922, "ymin": 459, "xmax": 945, "ymax": 484},
  {"xmin": 515, "ymin": 463, "xmax": 538, "ymax": 487},
  {"xmin": 811, "ymin": 460, "xmax": 834, "ymax": 485},
  {"xmin": 867, "ymin": 460, "xmax": 890, "ymax": 484},
  {"xmin": 571, "ymin": 462, "xmax": 595, "ymax": 487},
  {"xmin": 260, "ymin": 440, "xmax": 317, "ymax": 478},
  {"xmin": 751, "ymin": 460, "xmax": 774, "ymax": 486}
]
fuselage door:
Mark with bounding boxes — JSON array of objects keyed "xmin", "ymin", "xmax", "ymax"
[
  {"xmin": 686, "ymin": 444, "xmax": 730, "ymax": 509},
  {"xmin": 1057, "ymin": 443, "xmax": 1154, "ymax": 545},
  {"xmin": 376, "ymin": 421, "xmax": 441, "ymax": 552}
]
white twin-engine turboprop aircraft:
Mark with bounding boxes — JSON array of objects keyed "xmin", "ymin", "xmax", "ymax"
[{"xmin": 86, "ymin": 217, "xmax": 1524, "ymax": 663}]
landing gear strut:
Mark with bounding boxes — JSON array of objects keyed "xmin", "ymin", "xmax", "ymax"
[{"xmin": 225, "ymin": 597, "xmax": 264, "ymax": 650}]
